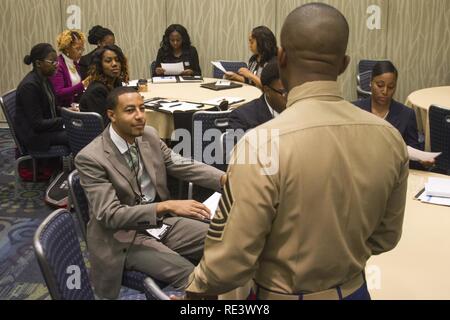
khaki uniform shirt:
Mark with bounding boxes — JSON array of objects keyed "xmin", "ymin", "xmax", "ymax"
[{"xmin": 186, "ymin": 81, "xmax": 409, "ymax": 296}]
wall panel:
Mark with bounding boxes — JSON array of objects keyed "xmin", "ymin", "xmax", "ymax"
[
  {"xmin": 387, "ymin": 0, "xmax": 450, "ymax": 103},
  {"xmin": 276, "ymin": 0, "xmax": 388, "ymax": 101},
  {"xmin": 60, "ymin": 0, "xmax": 167, "ymax": 80},
  {"xmin": 167, "ymin": 0, "xmax": 276, "ymax": 78}
]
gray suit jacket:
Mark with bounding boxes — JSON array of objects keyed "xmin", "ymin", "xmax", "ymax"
[{"xmin": 74, "ymin": 125, "xmax": 223, "ymax": 299}]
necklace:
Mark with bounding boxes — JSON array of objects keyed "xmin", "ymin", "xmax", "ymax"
[{"xmin": 68, "ymin": 64, "xmax": 77, "ymax": 74}]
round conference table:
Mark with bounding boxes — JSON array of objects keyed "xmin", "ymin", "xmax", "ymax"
[
  {"xmin": 137, "ymin": 78, "xmax": 262, "ymax": 139},
  {"xmin": 405, "ymin": 86, "xmax": 450, "ymax": 151},
  {"xmin": 367, "ymin": 169, "xmax": 450, "ymax": 299},
  {"xmin": 221, "ymin": 169, "xmax": 450, "ymax": 300}
]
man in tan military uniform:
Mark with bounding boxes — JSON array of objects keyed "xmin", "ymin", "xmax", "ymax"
[{"xmin": 185, "ymin": 3, "xmax": 408, "ymax": 300}]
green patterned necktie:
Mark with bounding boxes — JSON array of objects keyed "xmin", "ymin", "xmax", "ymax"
[{"xmin": 127, "ymin": 145, "xmax": 139, "ymax": 171}]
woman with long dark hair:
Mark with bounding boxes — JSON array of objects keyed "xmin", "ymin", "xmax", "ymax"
[
  {"xmin": 79, "ymin": 45, "xmax": 129, "ymax": 123},
  {"xmin": 15, "ymin": 43, "xmax": 69, "ymax": 152},
  {"xmin": 225, "ymin": 26, "xmax": 277, "ymax": 88},
  {"xmin": 153, "ymin": 24, "xmax": 201, "ymax": 77}
]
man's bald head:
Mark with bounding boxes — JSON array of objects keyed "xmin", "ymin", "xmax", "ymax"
[{"xmin": 279, "ymin": 3, "xmax": 350, "ymax": 90}]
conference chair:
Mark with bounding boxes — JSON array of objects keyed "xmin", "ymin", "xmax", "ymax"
[
  {"xmin": 66, "ymin": 170, "xmax": 169, "ymax": 298},
  {"xmin": 212, "ymin": 61, "xmax": 248, "ymax": 79},
  {"xmin": 429, "ymin": 105, "xmax": 450, "ymax": 175},
  {"xmin": 219, "ymin": 130, "xmax": 243, "ymax": 172},
  {"xmin": 192, "ymin": 110, "xmax": 231, "ymax": 172},
  {"xmin": 356, "ymin": 59, "xmax": 391, "ymax": 99},
  {"xmin": 60, "ymin": 108, "xmax": 104, "ymax": 158},
  {"xmin": 150, "ymin": 61, "xmax": 157, "ymax": 77},
  {"xmin": 0, "ymin": 90, "xmax": 71, "ymax": 194},
  {"xmin": 34, "ymin": 208, "xmax": 170, "ymax": 300}
]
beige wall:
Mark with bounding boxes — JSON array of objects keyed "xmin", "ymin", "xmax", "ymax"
[{"xmin": 1, "ymin": 0, "xmax": 450, "ymax": 122}]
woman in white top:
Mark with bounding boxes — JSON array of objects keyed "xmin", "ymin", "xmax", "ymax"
[
  {"xmin": 224, "ymin": 26, "xmax": 277, "ymax": 89},
  {"xmin": 50, "ymin": 30, "xmax": 89, "ymax": 108}
]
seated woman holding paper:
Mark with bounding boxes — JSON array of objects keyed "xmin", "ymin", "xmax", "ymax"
[
  {"xmin": 79, "ymin": 45, "xmax": 129, "ymax": 124},
  {"xmin": 224, "ymin": 26, "xmax": 277, "ymax": 89},
  {"xmin": 153, "ymin": 24, "xmax": 201, "ymax": 77},
  {"xmin": 353, "ymin": 61, "xmax": 435, "ymax": 167}
]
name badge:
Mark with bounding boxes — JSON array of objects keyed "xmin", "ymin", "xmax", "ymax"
[{"xmin": 184, "ymin": 61, "xmax": 190, "ymax": 67}]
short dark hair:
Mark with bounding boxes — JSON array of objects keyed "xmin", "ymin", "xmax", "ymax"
[
  {"xmin": 260, "ymin": 60, "xmax": 280, "ymax": 87},
  {"xmin": 106, "ymin": 86, "xmax": 139, "ymax": 110},
  {"xmin": 372, "ymin": 61, "xmax": 398, "ymax": 80},
  {"xmin": 250, "ymin": 26, "xmax": 277, "ymax": 65}
]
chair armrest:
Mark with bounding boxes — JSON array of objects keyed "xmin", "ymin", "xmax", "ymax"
[{"xmin": 143, "ymin": 277, "xmax": 170, "ymax": 300}]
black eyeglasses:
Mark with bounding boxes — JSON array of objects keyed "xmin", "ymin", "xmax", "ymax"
[
  {"xmin": 43, "ymin": 60, "xmax": 59, "ymax": 66},
  {"xmin": 268, "ymin": 86, "xmax": 288, "ymax": 97}
]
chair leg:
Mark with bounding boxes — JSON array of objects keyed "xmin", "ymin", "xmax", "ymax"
[{"xmin": 32, "ymin": 158, "xmax": 37, "ymax": 182}]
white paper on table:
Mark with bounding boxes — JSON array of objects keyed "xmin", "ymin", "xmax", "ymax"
[
  {"xmin": 159, "ymin": 102, "xmax": 203, "ymax": 112},
  {"xmin": 424, "ymin": 177, "xmax": 450, "ymax": 198},
  {"xmin": 124, "ymin": 79, "xmax": 138, "ymax": 87},
  {"xmin": 407, "ymin": 146, "xmax": 441, "ymax": 162},
  {"xmin": 215, "ymin": 80, "xmax": 231, "ymax": 86},
  {"xmin": 203, "ymin": 192, "xmax": 222, "ymax": 220},
  {"xmin": 418, "ymin": 190, "xmax": 450, "ymax": 206},
  {"xmin": 152, "ymin": 76, "xmax": 177, "ymax": 83},
  {"xmin": 161, "ymin": 62, "xmax": 184, "ymax": 75},
  {"xmin": 211, "ymin": 61, "xmax": 227, "ymax": 74}
]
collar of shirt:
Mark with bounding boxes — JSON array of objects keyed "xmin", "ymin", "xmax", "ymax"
[
  {"xmin": 109, "ymin": 125, "xmax": 135, "ymax": 155},
  {"xmin": 264, "ymin": 94, "xmax": 279, "ymax": 118},
  {"xmin": 62, "ymin": 53, "xmax": 76, "ymax": 69},
  {"xmin": 286, "ymin": 81, "xmax": 344, "ymax": 109}
]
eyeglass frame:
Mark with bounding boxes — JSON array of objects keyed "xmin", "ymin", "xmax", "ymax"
[
  {"xmin": 268, "ymin": 86, "xmax": 288, "ymax": 97},
  {"xmin": 42, "ymin": 59, "xmax": 59, "ymax": 67}
]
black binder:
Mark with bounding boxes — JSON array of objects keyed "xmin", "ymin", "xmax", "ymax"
[{"xmin": 200, "ymin": 82, "xmax": 243, "ymax": 91}]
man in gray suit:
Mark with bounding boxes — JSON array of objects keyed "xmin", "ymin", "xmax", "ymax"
[{"xmin": 75, "ymin": 86, "xmax": 225, "ymax": 299}]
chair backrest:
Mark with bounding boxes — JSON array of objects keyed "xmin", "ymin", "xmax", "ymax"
[
  {"xmin": 220, "ymin": 130, "xmax": 244, "ymax": 171},
  {"xmin": 68, "ymin": 170, "xmax": 90, "ymax": 241},
  {"xmin": 33, "ymin": 209, "xmax": 95, "ymax": 300},
  {"xmin": 0, "ymin": 89, "xmax": 28, "ymax": 155},
  {"xmin": 61, "ymin": 108, "xmax": 104, "ymax": 157},
  {"xmin": 356, "ymin": 70, "xmax": 373, "ymax": 99},
  {"xmin": 150, "ymin": 61, "xmax": 157, "ymax": 76},
  {"xmin": 429, "ymin": 105, "xmax": 450, "ymax": 173},
  {"xmin": 192, "ymin": 110, "xmax": 231, "ymax": 170},
  {"xmin": 358, "ymin": 59, "xmax": 388, "ymax": 75},
  {"xmin": 212, "ymin": 61, "xmax": 248, "ymax": 79}
]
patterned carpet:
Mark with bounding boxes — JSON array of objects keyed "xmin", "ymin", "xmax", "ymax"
[{"xmin": 0, "ymin": 129, "xmax": 143, "ymax": 300}]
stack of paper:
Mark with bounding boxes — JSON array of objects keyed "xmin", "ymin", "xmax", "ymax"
[
  {"xmin": 425, "ymin": 177, "xmax": 450, "ymax": 198},
  {"xmin": 416, "ymin": 177, "xmax": 450, "ymax": 207},
  {"xmin": 152, "ymin": 76, "xmax": 177, "ymax": 83}
]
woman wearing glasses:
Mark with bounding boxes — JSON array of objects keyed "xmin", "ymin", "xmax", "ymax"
[
  {"xmin": 50, "ymin": 30, "xmax": 89, "ymax": 108},
  {"xmin": 15, "ymin": 43, "xmax": 69, "ymax": 152},
  {"xmin": 80, "ymin": 45, "xmax": 129, "ymax": 124}
]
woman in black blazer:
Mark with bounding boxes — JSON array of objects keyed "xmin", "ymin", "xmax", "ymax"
[
  {"xmin": 353, "ymin": 61, "xmax": 434, "ymax": 168},
  {"xmin": 79, "ymin": 25, "xmax": 115, "ymax": 79},
  {"xmin": 153, "ymin": 24, "xmax": 201, "ymax": 77},
  {"xmin": 79, "ymin": 45, "xmax": 129, "ymax": 124},
  {"xmin": 15, "ymin": 43, "xmax": 69, "ymax": 152}
]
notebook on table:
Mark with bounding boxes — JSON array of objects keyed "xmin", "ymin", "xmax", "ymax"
[{"xmin": 201, "ymin": 81, "xmax": 243, "ymax": 91}]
